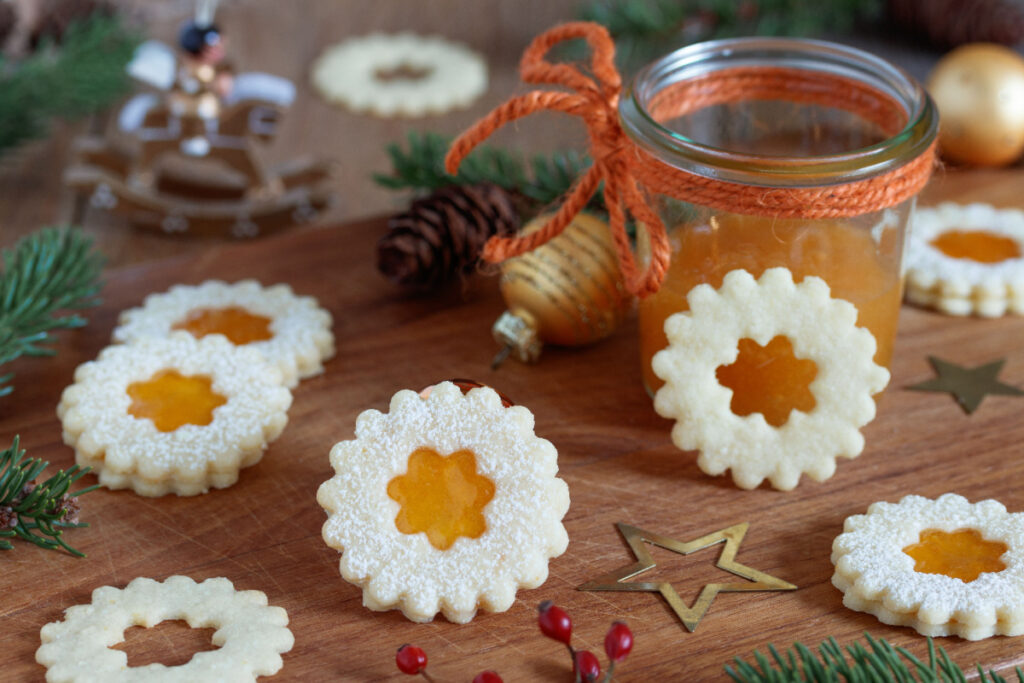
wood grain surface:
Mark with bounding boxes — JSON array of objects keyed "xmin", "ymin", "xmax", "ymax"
[{"xmin": 3, "ymin": 188, "xmax": 1024, "ymax": 681}]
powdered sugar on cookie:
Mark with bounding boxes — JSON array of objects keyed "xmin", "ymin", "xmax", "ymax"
[
  {"xmin": 317, "ymin": 381, "xmax": 569, "ymax": 623},
  {"xmin": 59, "ymin": 333, "xmax": 291, "ymax": 497},
  {"xmin": 832, "ymin": 494, "xmax": 1024, "ymax": 640},
  {"xmin": 113, "ymin": 280, "xmax": 334, "ymax": 388}
]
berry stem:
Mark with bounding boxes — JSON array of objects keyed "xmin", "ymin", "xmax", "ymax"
[
  {"xmin": 602, "ymin": 661, "xmax": 616, "ymax": 682},
  {"xmin": 569, "ymin": 651, "xmax": 585, "ymax": 683},
  {"xmin": 420, "ymin": 672, "xmax": 438, "ymax": 683},
  {"xmin": 567, "ymin": 643, "xmax": 579, "ymax": 683}
]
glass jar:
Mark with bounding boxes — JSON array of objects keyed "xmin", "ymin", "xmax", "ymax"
[{"xmin": 620, "ymin": 38, "xmax": 938, "ymax": 406}]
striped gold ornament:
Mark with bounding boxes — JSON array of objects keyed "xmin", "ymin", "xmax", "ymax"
[{"xmin": 492, "ymin": 212, "xmax": 633, "ymax": 366}]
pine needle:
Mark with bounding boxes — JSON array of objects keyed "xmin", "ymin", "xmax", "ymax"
[
  {"xmin": 578, "ymin": 0, "xmax": 883, "ymax": 70},
  {"xmin": 0, "ymin": 227, "xmax": 105, "ymax": 396},
  {"xmin": 0, "ymin": 13, "xmax": 138, "ymax": 156},
  {"xmin": 373, "ymin": 131, "xmax": 603, "ymax": 213},
  {"xmin": 0, "ymin": 435, "xmax": 96, "ymax": 556},
  {"xmin": 725, "ymin": 633, "xmax": 1024, "ymax": 683}
]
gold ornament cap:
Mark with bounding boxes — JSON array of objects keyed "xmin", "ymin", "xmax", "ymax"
[{"xmin": 492, "ymin": 309, "xmax": 542, "ymax": 367}]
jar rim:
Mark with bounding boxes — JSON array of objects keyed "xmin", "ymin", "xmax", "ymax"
[{"xmin": 619, "ymin": 37, "xmax": 938, "ymax": 188}]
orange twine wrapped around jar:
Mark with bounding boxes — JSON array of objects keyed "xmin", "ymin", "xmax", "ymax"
[{"xmin": 444, "ymin": 22, "xmax": 937, "ymax": 299}]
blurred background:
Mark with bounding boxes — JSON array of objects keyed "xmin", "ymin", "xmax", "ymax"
[{"xmin": 1, "ymin": 0, "xmax": 1022, "ymax": 267}]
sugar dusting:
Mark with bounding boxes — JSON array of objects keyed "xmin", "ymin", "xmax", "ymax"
[
  {"xmin": 113, "ymin": 279, "xmax": 335, "ymax": 388},
  {"xmin": 317, "ymin": 381, "xmax": 570, "ymax": 623},
  {"xmin": 59, "ymin": 333, "xmax": 292, "ymax": 497},
  {"xmin": 906, "ymin": 203, "xmax": 1024, "ymax": 316},
  {"xmin": 831, "ymin": 493, "xmax": 1024, "ymax": 639}
]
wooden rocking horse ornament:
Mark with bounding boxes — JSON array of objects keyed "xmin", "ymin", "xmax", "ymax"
[{"xmin": 65, "ymin": 0, "xmax": 333, "ymax": 238}]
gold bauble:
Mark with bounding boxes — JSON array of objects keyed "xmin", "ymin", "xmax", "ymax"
[
  {"xmin": 492, "ymin": 212, "xmax": 633, "ymax": 365},
  {"xmin": 927, "ymin": 43, "xmax": 1024, "ymax": 167}
]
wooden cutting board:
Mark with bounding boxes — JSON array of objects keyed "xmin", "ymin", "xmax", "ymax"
[{"xmin": 3, "ymin": 189, "xmax": 1024, "ymax": 681}]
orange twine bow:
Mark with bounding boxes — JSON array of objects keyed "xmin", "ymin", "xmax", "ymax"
[{"xmin": 444, "ymin": 22, "xmax": 937, "ymax": 299}]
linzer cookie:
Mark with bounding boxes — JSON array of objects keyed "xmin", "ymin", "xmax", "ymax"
[
  {"xmin": 832, "ymin": 494, "xmax": 1024, "ymax": 640},
  {"xmin": 58, "ymin": 333, "xmax": 291, "ymax": 497},
  {"xmin": 906, "ymin": 203, "xmax": 1024, "ymax": 317},
  {"xmin": 113, "ymin": 280, "xmax": 334, "ymax": 388},
  {"xmin": 317, "ymin": 381, "xmax": 569, "ymax": 623}
]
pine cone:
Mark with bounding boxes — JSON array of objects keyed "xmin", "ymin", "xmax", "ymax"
[
  {"xmin": 377, "ymin": 183, "xmax": 520, "ymax": 289},
  {"xmin": 888, "ymin": 0, "xmax": 1024, "ymax": 47}
]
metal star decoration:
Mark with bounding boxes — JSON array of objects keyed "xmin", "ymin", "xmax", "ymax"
[
  {"xmin": 907, "ymin": 356, "xmax": 1024, "ymax": 414},
  {"xmin": 577, "ymin": 522, "xmax": 796, "ymax": 632}
]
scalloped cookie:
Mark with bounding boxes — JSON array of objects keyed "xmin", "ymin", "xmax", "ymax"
[
  {"xmin": 906, "ymin": 203, "xmax": 1024, "ymax": 317},
  {"xmin": 37, "ymin": 576, "xmax": 293, "ymax": 682},
  {"xmin": 58, "ymin": 333, "xmax": 291, "ymax": 496},
  {"xmin": 317, "ymin": 381, "xmax": 569, "ymax": 623},
  {"xmin": 832, "ymin": 494, "xmax": 1024, "ymax": 640},
  {"xmin": 652, "ymin": 268, "xmax": 889, "ymax": 490},
  {"xmin": 113, "ymin": 280, "xmax": 334, "ymax": 388}
]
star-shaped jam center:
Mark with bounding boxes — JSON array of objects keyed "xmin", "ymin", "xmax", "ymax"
[
  {"xmin": 930, "ymin": 230, "xmax": 1021, "ymax": 264},
  {"xmin": 716, "ymin": 336, "xmax": 818, "ymax": 427},
  {"xmin": 127, "ymin": 370, "xmax": 227, "ymax": 432},
  {"xmin": 387, "ymin": 448, "xmax": 495, "ymax": 551},
  {"xmin": 172, "ymin": 306, "xmax": 273, "ymax": 345},
  {"xmin": 903, "ymin": 528, "xmax": 1008, "ymax": 583}
]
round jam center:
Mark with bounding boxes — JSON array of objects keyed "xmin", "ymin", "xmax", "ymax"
[
  {"xmin": 172, "ymin": 307, "xmax": 273, "ymax": 345},
  {"xmin": 387, "ymin": 448, "xmax": 495, "ymax": 551},
  {"xmin": 902, "ymin": 528, "xmax": 1008, "ymax": 583},
  {"xmin": 930, "ymin": 230, "xmax": 1022, "ymax": 264},
  {"xmin": 715, "ymin": 336, "xmax": 818, "ymax": 427},
  {"xmin": 127, "ymin": 370, "xmax": 227, "ymax": 432}
]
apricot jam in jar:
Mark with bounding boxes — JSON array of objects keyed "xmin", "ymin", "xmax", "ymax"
[{"xmin": 619, "ymin": 38, "xmax": 938, "ymax": 396}]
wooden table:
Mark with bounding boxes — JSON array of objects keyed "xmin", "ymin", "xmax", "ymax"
[{"xmin": 3, "ymin": 195, "xmax": 1024, "ymax": 681}]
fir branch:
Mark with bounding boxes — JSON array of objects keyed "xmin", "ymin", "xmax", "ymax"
[
  {"xmin": 373, "ymin": 131, "xmax": 602, "ymax": 212},
  {"xmin": 0, "ymin": 227, "xmax": 105, "ymax": 396},
  {"xmin": 0, "ymin": 13, "xmax": 139, "ymax": 156},
  {"xmin": 579, "ymin": 0, "xmax": 884, "ymax": 69},
  {"xmin": 725, "ymin": 633, "xmax": 1024, "ymax": 683},
  {"xmin": 0, "ymin": 435, "xmax": 97, "ymax": 556}
]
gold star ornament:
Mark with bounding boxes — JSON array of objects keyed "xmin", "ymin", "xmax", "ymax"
[
  {"xmin": 577, "ymin": 522, "xmax": 796, "ymax": 632},
  {"xmin": 907, "ymin": 356, "xmax": 1024, "ymax": 414}
]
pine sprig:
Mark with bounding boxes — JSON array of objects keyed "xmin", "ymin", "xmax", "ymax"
[
  {"xmin": 726, "ymin": 633, "xmax": 1024, "ymax": 683},
  {"xmin": 0, "ymin": 227, "xmax": 105, "ymax": 396},
  {"xmin": 0, "ymin": 13, "xmax": 138, "ymax": 156},
  {"xmin": 579, "ymin": 0, "xmax": 883, "ymax": 69},
  {"xmin": 0, "ymin": 435, "xmax": 97, "ymax": 556},
  {"xmin": 373, "ymin": 131, "xmax": 602, "ymax": 212}
]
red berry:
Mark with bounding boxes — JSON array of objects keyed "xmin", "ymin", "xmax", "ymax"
[
  {"xmin": 472, "ymin": 671, "xmax": 504, "ymax": 683},
  {"xmin": 395, "ymin": 644, "xmax": 427, "ymax": 675},
  {"xmin": 537, "ymin": 600, "xmax": 572, "ymax": 645},
  {"xmin": 573, "ymin": 650, "xmax": 601, "ymax": 682},
  {"xmin": 604, "ymin": 621, "xmax": 634, "ymax": 662}
]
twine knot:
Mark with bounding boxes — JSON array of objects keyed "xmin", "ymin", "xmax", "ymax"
[{"xmin": 445, "ymin": 22, "xmax": 671, "ymax": 298}]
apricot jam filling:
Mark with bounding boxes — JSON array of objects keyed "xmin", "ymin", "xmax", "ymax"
[
  {"xmin": 902, "ymin": 528, "xmax": 1008, "ymax": 583},
  {"xmin": 930, "ymin": 230, "xmax": 1022, "ymax": 264},
  {"xmin": 715, "ymin": 336, "xmax": 818, "ymax": 427},
  {"xmin": 172, "ymin": 307, "xmax": 273, "ymax": 345},
  {"xmin": 127, "ymin": 370, "xmax": 227, "ymax": 432},
  {"xmin": 387, "ymin": 448, "xmax": 495, "ymax": 551}
]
